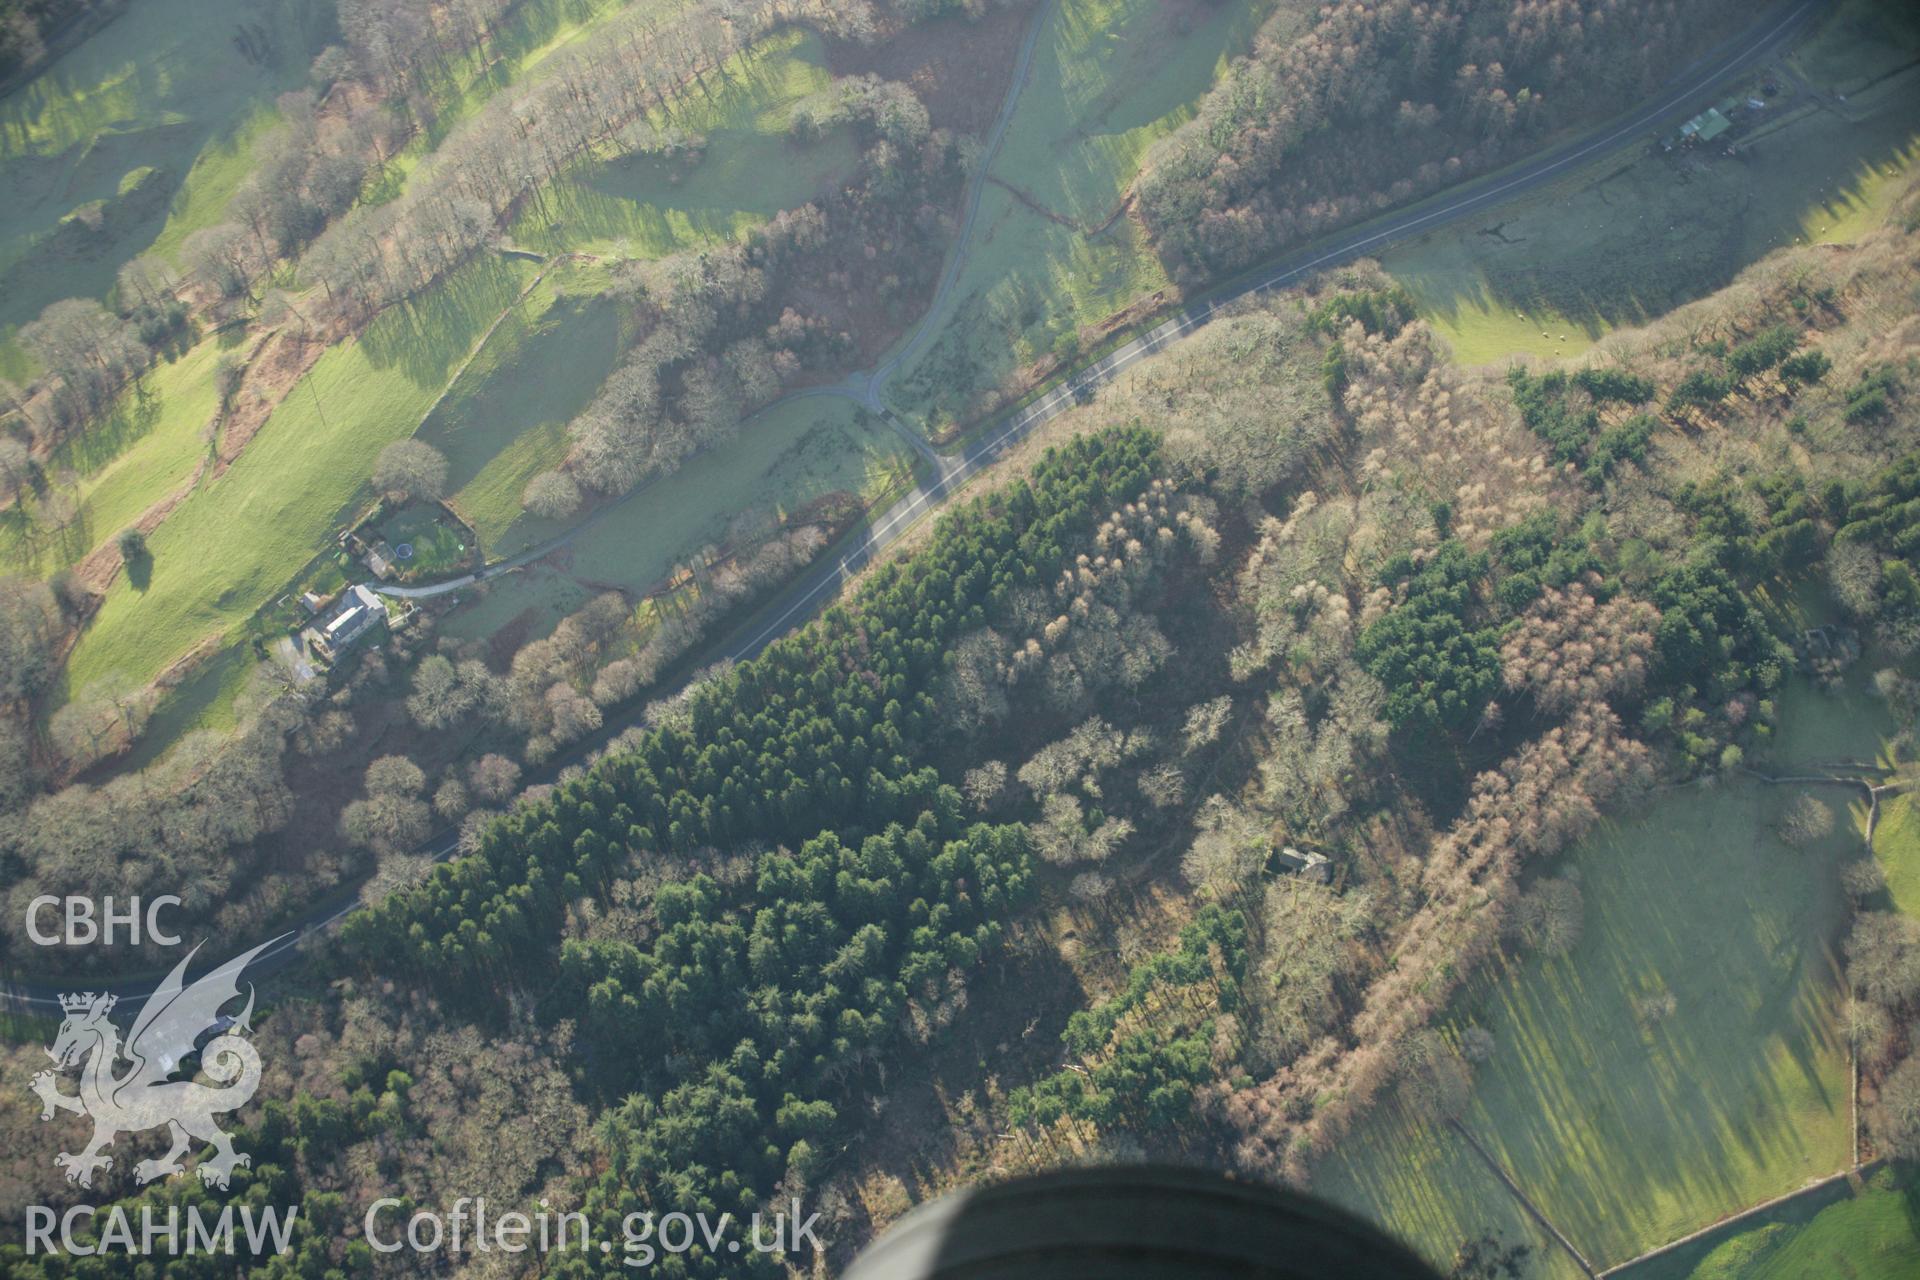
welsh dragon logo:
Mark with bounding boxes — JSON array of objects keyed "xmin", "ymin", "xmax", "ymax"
[{"xmin": 29, "ymin": 939, "xmax": 280, "ymax": 1190}]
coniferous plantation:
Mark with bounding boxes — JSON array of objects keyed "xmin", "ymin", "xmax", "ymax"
[{"xmin": 3, "ymin": 1, "xmax": 1920, "ymax": 1278}]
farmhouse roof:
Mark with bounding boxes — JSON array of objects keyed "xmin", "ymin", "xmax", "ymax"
[
  {"xmin": 321, "ymin": 584, "xmax": 385, "ymax": 649},
  {"xmin": 1680, "ymin": 107, "xmax": 1732, "ymax": 142}
]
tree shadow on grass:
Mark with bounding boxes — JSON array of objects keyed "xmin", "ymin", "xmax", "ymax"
[
  {"xmin": 422, "ymin": 293, "xmax": 617, "ymax": 504},
  {"xmin": 123, "ymin": 547, "xmax": 152, "ymax": 591},
  {"xmin": 52, "ymin": 377, "xmax": 164, "ymax": 477},
  {"xmin": 0, "ymin": 484, "xmax": 95, "ymax": 573},
  {"xmin": 357, "ymin": 254, "xmax": 532, "ymax": 387},
  {"xmin": 525, "ymin": 160, "xmax": 754, "ymax": 258},
  {"xmin": 1457, "ymin": 782, "xmax": 1858, "ymax": 1265},
  {"xmin": 1390, "ymin": 103, "xmax": 1920, "ymax": 350},
  {"xmin": 0, "ymin": 123, "xmax": 192, "ymax": 334},
  {"xmin": 1313, "ymin": 1093, "xmax": 1559, "ymax": 1275},
  {"xmin": 403, "ymin": 0, "xmax": 607, "ymax": 156},
  {"xmin": 1615, "ymin": 1169, "xmax": 1857, "ymax": 1280},
  {"xmin": 1901, "ymin": 1164, "xmax": 1920, "ymax": 1248}
]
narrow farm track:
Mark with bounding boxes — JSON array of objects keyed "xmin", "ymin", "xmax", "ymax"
[
  {"xmin": 1447, "ymin": 1118, "xmax": 1601, "ymax": 1279},
  {"xmin": 0, "ymin": 0, "xmax": 1835, "ymax": 1011},
  {"xmin": 859, "ymin": 0, "xmax": 1056, "ymax": 417}
]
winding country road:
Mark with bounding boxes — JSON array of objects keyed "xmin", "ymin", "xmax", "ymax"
[{"xmin": 1, "ymin": 0, "xmax": 1833, "ymax": 1013}]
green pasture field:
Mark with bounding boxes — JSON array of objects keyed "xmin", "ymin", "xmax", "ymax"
[
  {"xmin": 116, "ymin": 643, "xmax": 256, "ymax": 773},
  {"xmin": 420, "ymin": 260, "xmax": 625, "ymax": 555},
  {"xmin": 1317, "ymin": 682, "xmax": 1883, "ymax": 1275},
  {"xmin": 0, "ymin": 0, "xmax": 327, "ymax": 347},
  {"xmin": 1875, "ymin": 791, "xmax": 1920, "ymax": 921},
  {"xmin": 441, "ymin": 392, "xmax": 913, "ymax": 644},
  {"xmin": 1317, "ymin": 1090, "xmax": 1576, "ymax": 1280},
  {"xmin": 1789, "ymin": 0, "xmax": 1920, "ymax": 97},
  {"xmin": 1620, "ymin": 1163, "xmax": 1920, "ymax": 1280},
  {"xmin": 144, "ymin": 100, "xmax": 283, "ymax": 265},
  {"xmin": 0, "ymin": 328, "xmax": 228, "ymax": 577},
  {"xmin": 60, "ymin": 253, "xmax": 539, "ymax": 700},
  {"xmin": 1380, "ymin": 7, "xmax": 1920, "ymax": 366},
  {"xmin": 886, "ymin": 0, "xmax": 1279, "ymax": 428},
  {"xmin": 436, "ymin": 568, "xmax": 593, "ymax": 650},
  {"xmin": 507, "ymin": 27, "xmax": 856, "ymax": 261}
]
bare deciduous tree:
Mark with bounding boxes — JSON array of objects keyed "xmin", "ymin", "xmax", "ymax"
[
  {"xmin": 468, "ymin": 753, "xmax": 523, "ymax": 803},
  {"xmin": 1778, "ymin": 794, "xmax": 1835, "ymax": 848},
  {"xmin": 523, "ymin": 470, "xmax": 582, "ymax": 520},
  {"xmin": 1867, "ymin": 1052, "xmax": 1920, "ymax": 1160},
  {"xmin": 962, "ymin": 761, "xmax": 1008, "ymax": 813},
  {"xmin": 341, "ymin": 754, "xmax": 432, "ymax": 856},
  {"xmin": 372, "ymin": 440, "xmax": 449, "ymax": 502}
]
